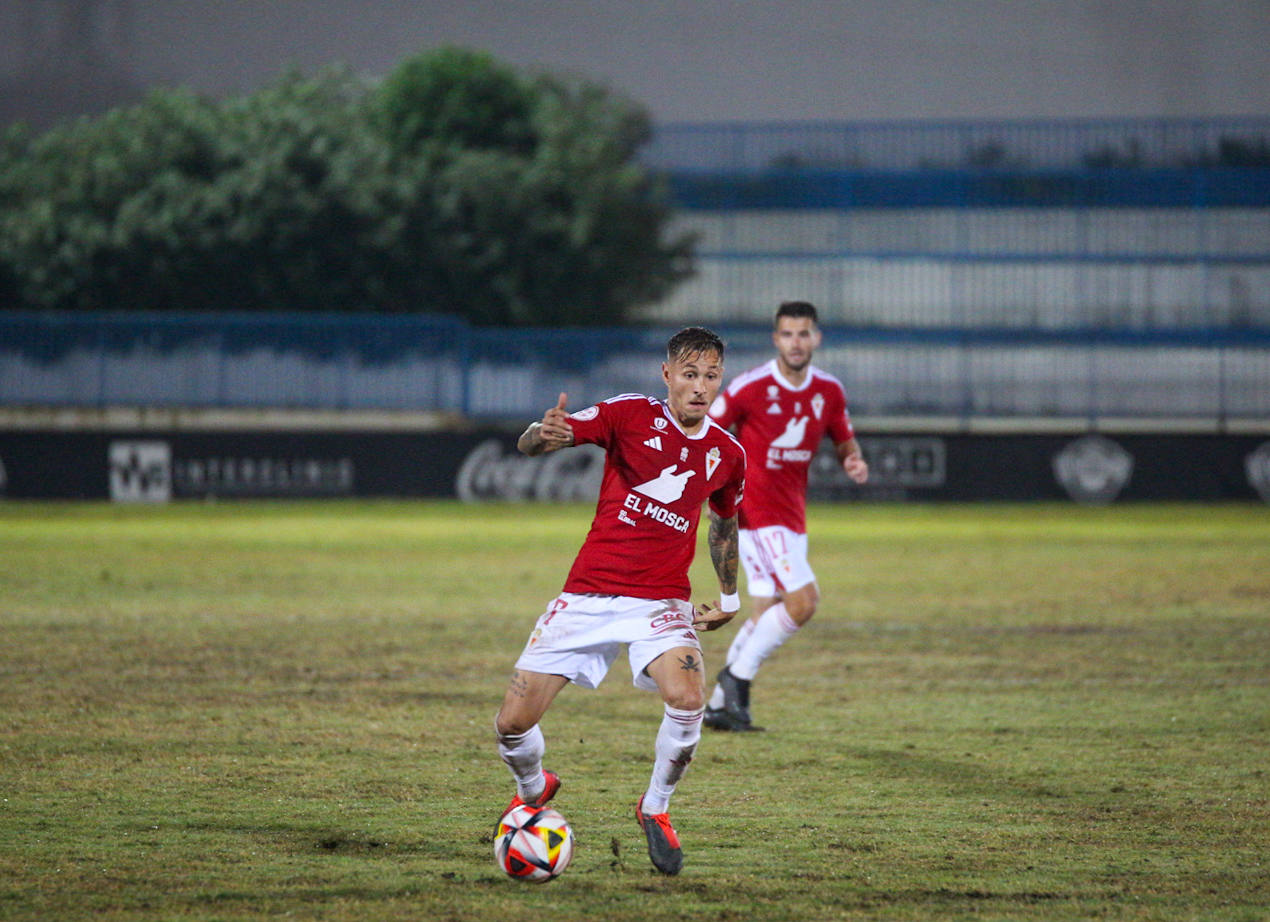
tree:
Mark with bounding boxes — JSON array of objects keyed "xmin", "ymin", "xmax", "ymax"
[
  {"xmin": 370, "ymin": 49, "xmax": 693, "ymax": 325},
  {"xmin": 0, "ymin": 48, "xmax": 694, "ymax": 325}
]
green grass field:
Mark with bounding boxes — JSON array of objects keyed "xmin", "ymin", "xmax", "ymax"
[{"xmin": 1, "ymin": 500, "xmax": 1267, "ymax": 921}]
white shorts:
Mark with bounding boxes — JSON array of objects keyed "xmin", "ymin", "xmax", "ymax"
[
  {"xmin": 739, "ymin": 526, "xmax": 816, "ymax": 597},
  {"xmin": 514, "ymin": 592, "xmax": 701, "ymax": 692}
]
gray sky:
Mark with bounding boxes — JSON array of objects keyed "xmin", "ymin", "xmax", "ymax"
[{"xmin": 3, "ymin": 0, "xmax": 1269, "ymax": 124}]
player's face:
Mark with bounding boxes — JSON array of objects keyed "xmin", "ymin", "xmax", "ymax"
[
  {"xmin": 663, "ymin": 348, "xmax": 724, "ymax": 430},
  {"xmin": 773, "ymin": 316, "xmax": 821, "ymax": 373}
]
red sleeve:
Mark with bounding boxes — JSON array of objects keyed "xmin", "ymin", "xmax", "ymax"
[
  {"xmin": 708, "ymin": 385, "xmax": 743, "ymax": 430},
  {"xmin": 826, "ymin": 383, "xmax": 856, "ymax": 445},
  {"xmin": 708, "ymin": 448, "xmax": 746, "ymax": 518},
  {"xmin": 566, "ymin": 400, "xmax": 616, "ymax": 448}
]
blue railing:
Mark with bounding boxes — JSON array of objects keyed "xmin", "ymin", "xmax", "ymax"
[{"xmin": 2, "ymin": 311, "xmax": 1267, "ymax": 426}]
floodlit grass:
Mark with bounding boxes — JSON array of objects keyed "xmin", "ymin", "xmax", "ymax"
[{"xmin": 1, "ymin": 500, "xmax": 1267, "ymax": 921}]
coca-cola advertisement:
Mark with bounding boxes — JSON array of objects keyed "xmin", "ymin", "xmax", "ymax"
[{"xmin": 455, "ymin": 439, "xmax": 604, "ymax": 502}]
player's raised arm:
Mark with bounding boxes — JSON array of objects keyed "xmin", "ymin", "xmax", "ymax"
[
  {"xmin": 518, "ymin": 392, "xmax": 576, "ymax": 456},
  {"xmin": 694, "ymin": 510, "xmax": 740, "ymax": 631}
]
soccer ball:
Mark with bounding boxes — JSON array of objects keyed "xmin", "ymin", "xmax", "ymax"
[{"xmin": 494, "ymin": 803, "xmax": 574, "ymax": 882}]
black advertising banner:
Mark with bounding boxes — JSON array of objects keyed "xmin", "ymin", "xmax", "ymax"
[
  {"xmin": 808, "ymin": 433, "xmax": 1270, "ymax": 503},
  {"xmin": 0, "ymin": 431, "xmax": 485, "ymax": 501},
  {"xmin": 0, "ymin": 429, "xmax": 1267, "ymax": 503}
]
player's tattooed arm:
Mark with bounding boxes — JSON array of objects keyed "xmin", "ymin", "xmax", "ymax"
[
  {"xmin": 707, "ymin": 510, "xmax": 739, "ymax": 595},
  {"xmin": 695, "ymin": 511, "xmax": 740, "ymax": 631}
]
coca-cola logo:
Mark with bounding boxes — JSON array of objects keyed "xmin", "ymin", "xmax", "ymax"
[{"xmin": 456, "ymin": 439, "xmax": 604, "ymax": 502}]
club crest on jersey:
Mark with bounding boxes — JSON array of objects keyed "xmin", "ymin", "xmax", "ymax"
[
  {"xmin": 811, "ymin": 393, "xmax": 825, "ymax": 419},
  {"xmin": 705, "ymin": 446, "xmax": 721, "ymax": 480},
  {"xmin": 653, "ymin": 417, "xmax": 668, "ymax": 431},
  {"xmin": 680, "ymin": 446, "xmax": 689, "ymax": 462}
]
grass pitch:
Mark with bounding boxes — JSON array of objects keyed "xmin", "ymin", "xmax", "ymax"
[{"xmin": 1, "ymin": 500, "xmax": 1267, "ymax": 921}]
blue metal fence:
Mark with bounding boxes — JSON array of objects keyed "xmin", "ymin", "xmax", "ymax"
[{"xmin": 2, "ymin": 311, "xmax": 1268, "ymax": 426}]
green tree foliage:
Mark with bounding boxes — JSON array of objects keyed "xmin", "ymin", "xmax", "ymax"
[{"xmin": 0, "ymin": 48, "xmax": 693, "ymax": 325}]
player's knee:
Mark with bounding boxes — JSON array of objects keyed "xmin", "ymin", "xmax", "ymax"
[
  {"xmin": 785, "ymin": 585, "xmax": 819, "ymax": 625},
  {"xmin": 494, "ymin": 708, "xmax": 531, "ymax": 739},
  {"xmin": 663, "ymin": 686, "xmax": 705, "ymax": 712}
]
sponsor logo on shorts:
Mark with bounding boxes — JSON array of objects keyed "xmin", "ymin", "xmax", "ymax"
[{"xmin": 649, "ymin": 608, "xmax": 692, "ymax": 633}]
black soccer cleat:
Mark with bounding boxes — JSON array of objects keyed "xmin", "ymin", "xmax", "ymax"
[
  {"xmin": 703, "ymin": 704, "xmax": 762, "ymax": 732},
  {"xmin": 636, "ymin": 794, "xmax": 683, "ymax": 875},
  {"xmin": 712, "ymin": 667, "xmax": 764, "ymax": 731},
  {"xmin": 702, "ymin": 705, "xmax": 731, "ymax": 730}
]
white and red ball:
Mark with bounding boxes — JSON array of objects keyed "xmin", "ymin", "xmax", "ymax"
[{"xmin": 493, "ymin": 804, "xmax": 574, "ymax": 882}]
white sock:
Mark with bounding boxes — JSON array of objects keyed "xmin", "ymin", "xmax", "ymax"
[
  {"xmin": 728, "ymin": 602, "xmax": 800, "ymax": 682},
  {"xmin": 641, "ymin": 705, "xmax": 703, "ymax": 814},
  {"xmin": 708, "ymin": 618, "xmax": 757, "ymax": 708},
  {"xmin": 725, "ymin": 616, "xmax": 757, "ymax": 665},
  {"xmin": 496, "ymin": 722, "xmax": 547, "ymax": 801}
]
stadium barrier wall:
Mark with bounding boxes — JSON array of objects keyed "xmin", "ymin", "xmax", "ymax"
[{"xmin": 2, "ymin": 426, "xmax": 1267, "ymax": 504}]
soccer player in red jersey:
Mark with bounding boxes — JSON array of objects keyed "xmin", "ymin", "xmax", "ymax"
[
  {"xmin": 494, "ymin": 327, "xmax": 746, "ymax": 875},
  {"xmin": 703, "ymin": 301, "xmax": 869, "ymax": 732}
]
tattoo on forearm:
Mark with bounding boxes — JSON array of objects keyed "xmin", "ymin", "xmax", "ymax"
[
  {"xmin": 677, "ymin": 653, "xmax": 701, "ymax": 673},
  {"xmin": 707, "ymin": 512, "xmax": 739, "ymax": 594},
  {"xmin": 517, "ymin": 423, "xmax": 545, "ymax": 456}
]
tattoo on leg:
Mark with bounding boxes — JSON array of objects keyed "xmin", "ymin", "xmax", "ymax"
[
  {"xmin": 508, "ymin": 670, "xmax": 529, "ymax": 698},
  {"xmin": 677, "ymin": 653, "xmax": 701, "ymax": 673}
]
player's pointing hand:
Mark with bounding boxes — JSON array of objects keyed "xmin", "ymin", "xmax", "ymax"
[{"xmin": 538, "ymin": 391, "xmax": 575, "ymax": 449}]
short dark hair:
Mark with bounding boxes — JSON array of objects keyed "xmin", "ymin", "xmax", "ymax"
[
  {"xmin": 776, "ymin": 300, "xmax": 818, "ymax": 325},
  {"xmin": 666, "ymin": 326, "xmax": 724, "ymax": 363}
]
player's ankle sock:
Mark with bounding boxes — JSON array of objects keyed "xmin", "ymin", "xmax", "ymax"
[
  {"xmin": 728, "ymin": 602, "xmax": 799, "ymax": 681},
  {"xmin": 709, "ymin": 618, "xmax": 757, "ymax": 708},
  {"xmin": 643, "ymin": 705, "xmax": 703, "ymax": 814},
  {"xmin": 707, "ymin": 684, "xmax": 725, "ymax": 710},
  {"xmin": 496, "ymin": 723, "xmax": 546, "ymax": 801}
]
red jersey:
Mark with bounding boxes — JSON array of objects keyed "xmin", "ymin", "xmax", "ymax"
[
  {"xmin": 561, "ymin": 394, "xmax": 746, "ymax": 602},
  {"xmin": 709, "ymin": 360, "xmax": 855, "ymax": 533}
]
